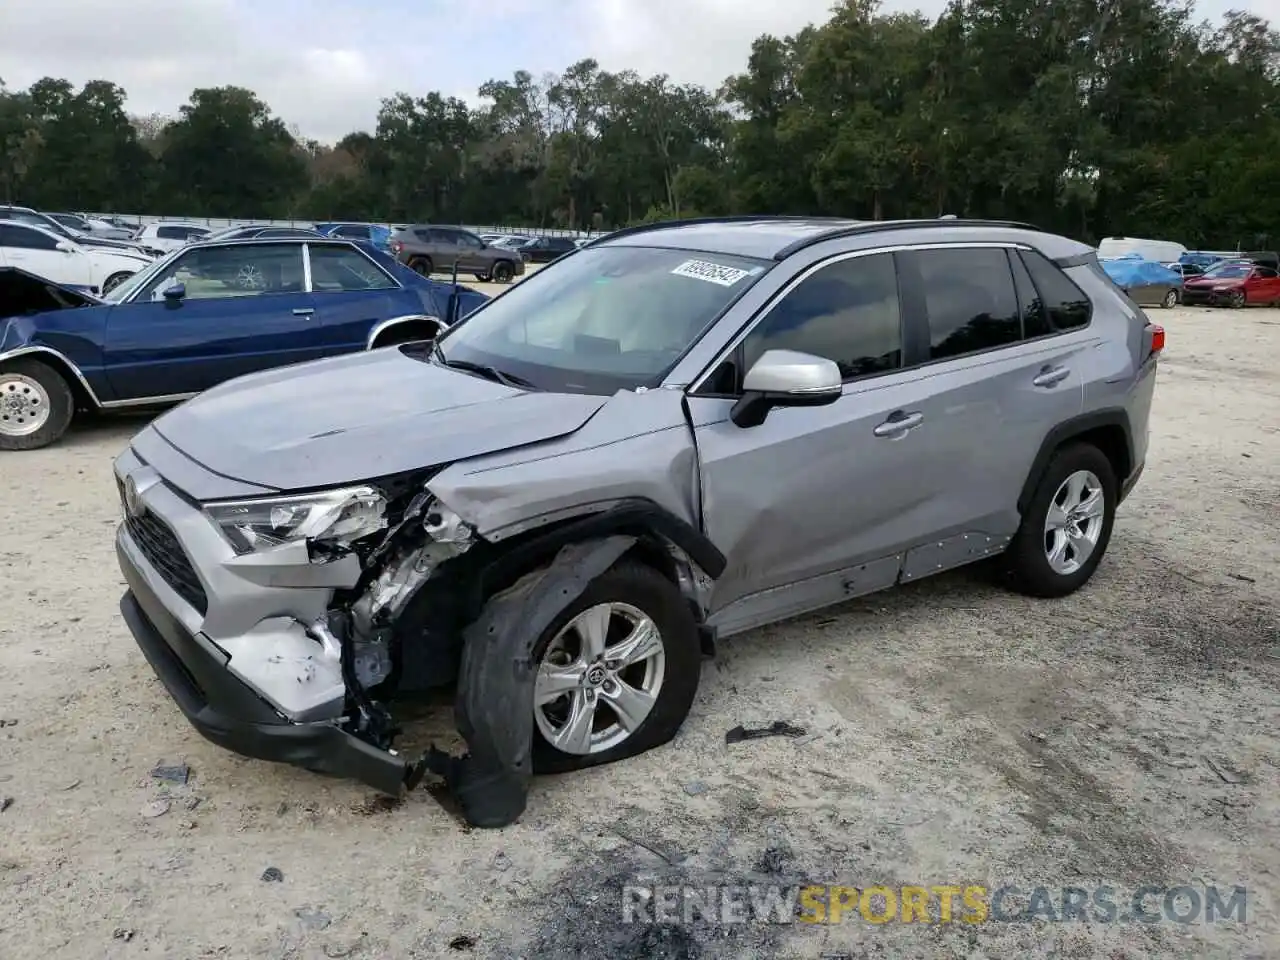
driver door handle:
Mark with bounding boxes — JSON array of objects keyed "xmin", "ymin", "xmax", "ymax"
[
  {"xmin": 1032, "ymin": 365, "xmax": 1070, "ymax": 387},
  {"xmin": 873, "ymin": 410, "xmax": 924, "ymax": 438},
  {"xmin": 292, "ymin": 307, "xmax": 315, "ymax": 316}
]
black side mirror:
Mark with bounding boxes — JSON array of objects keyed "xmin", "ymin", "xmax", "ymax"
[
  {"xmin": 162, "ymin": 282, "xmax": 186, "ymax": 302},
  {"xmin": 730, "ymin": 349, "xmax": 843, "ymax": 428}
]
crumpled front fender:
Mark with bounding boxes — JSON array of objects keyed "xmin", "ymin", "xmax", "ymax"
[{"xmin": 422, "ymin": 534, "xmax": 637, "ymax": 828}]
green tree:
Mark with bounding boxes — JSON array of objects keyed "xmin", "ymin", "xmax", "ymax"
[
  {"xmin": 158, "ymin": 86, "xmax": 307, "ymax": 217},
  {"xmin": 4, "ymin": 0, "xmax": 1279, "ymax": 247}
]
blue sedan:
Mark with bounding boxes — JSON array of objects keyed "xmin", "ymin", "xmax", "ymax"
[{"xmin": 0, "ymin": 237, "xmax": 488, "ymax": 450}]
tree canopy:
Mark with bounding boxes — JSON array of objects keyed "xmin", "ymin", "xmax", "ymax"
[{"xmin": 3, "ymin": 0, "xmax": 1278, "ymax": 247}]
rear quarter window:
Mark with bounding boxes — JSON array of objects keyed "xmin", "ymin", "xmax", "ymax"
[{"xmin": 1018, "ymin": 249, "xmax": 1093, "ymax": 332}]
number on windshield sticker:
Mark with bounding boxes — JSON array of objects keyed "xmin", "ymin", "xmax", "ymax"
[{"xmin": 670, "ymin": 259, "xmax": 759, "ymax": 286}]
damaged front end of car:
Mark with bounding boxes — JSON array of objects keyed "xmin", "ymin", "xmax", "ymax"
[{"xmin": 241, "ymin": 473, "xmax": 715, "ymax": 829}]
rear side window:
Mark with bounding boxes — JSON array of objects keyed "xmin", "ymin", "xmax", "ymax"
[
  {"xmin": 915, "ymin": 247, "xmax": 1021, "ymax": 360},
  {"xmin": 1018, "ymin": 250, "xmax": 1092, "ymax": 331},
  {"xmin": 157, "ymin": 225, "xmax": 188, "ymax": 240}
]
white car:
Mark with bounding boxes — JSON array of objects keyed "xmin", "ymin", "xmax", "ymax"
[
  {"xmin": 133, "ymin": 221, "xmax": 213, "ymax": 254},
  {"xmin": 0, "ymin": 221, "xmax": 152, "ymax": 293}
]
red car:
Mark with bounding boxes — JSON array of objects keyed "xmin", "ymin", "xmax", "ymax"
[{"xmin": 1181, "ymin": 261, "xmax": 1280, "ymax": 307}]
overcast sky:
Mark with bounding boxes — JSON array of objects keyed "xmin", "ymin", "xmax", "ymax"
[{"xmin": 0, "ymin": 0, "xmax": 1274, "ymax": 142}]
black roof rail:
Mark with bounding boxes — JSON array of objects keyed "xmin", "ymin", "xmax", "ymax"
[
  {"xmin": 583, "ymin": 214, "xmax": 857, "ymax": 248},
  {"xmin": 772, "ymin": 218, "xmax": 1042, "ymax": 260}
]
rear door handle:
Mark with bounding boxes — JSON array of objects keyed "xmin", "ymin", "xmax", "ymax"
[
  {"xmin": 292, "ymin": 307, "xmax": 315, "ymax": 316},
  {"xmin": 873, "ymin": 410, "xmax": 924, "ymax": 438},
  {"xmin": 1033, "ymin": 365, "xmax": 1070, "ymax": 387}
]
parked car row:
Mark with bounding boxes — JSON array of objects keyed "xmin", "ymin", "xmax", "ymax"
[
  {"xmin": 0, "ymin": 220, "xmax": 155, "ymax": 293},
  {"xmin": 0, "ymin": 235, "xmax": 490, "ymax": 449},
  {"xmin": 2, "ymin": 205, "xmax": 161, "ymax": 258},
  {"xmin": 1097, "ymin": 235, "xmax": 1280, "ymax": 309}
]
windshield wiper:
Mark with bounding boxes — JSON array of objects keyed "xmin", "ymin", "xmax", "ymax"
[{"xmin": 431, "ymin": 343, "xmax": 536, "ymax": 389}]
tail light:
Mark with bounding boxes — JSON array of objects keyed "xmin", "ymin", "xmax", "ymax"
[
  {"xmin": 390, "ymin": 239, "xmax": 402, "ymax": 254},
  {"xmin": 1144, "ymin": 323, "xmax": 1165, "ymax": 359}
]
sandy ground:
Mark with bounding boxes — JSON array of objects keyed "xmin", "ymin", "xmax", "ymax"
[{"xmin": 1, "ymin": 301, "xmax": 1277, "ymax": 960}]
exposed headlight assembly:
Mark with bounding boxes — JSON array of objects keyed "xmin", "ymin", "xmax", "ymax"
[{"xmin": 205, "ymin": 486, "xmax": 387, "ymax": 555}]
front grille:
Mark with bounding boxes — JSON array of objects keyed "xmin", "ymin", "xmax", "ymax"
[{"xmin": 125, "ymin": 512, "xmax": 208, "ymax": 615}]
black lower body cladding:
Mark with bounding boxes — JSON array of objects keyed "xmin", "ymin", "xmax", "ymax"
[{"xmin": 422, "ymin": 535, "xmax": 638, "ymax": 828}]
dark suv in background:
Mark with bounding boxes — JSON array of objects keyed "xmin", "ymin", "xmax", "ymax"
[
  {"xmin": 389, "ymin": 225, "xmax": 527, "ymax": 283},
  {"xmin": 518, "ymin": 235, "xmax": 579, "ymax": 263}
]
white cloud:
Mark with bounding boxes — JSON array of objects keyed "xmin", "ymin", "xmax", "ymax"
[
  {"xmin": 0, "ymin": 0, "xmax": 406, "ymax": 140},
  {"xmin": 579, "ymin": 0, "xmax": 868, "ymax": 90}
]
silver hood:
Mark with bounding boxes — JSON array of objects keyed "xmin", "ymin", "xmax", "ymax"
[{"xmin": 149, "ymin": 347, "xmax": 610, "ymax": 493}]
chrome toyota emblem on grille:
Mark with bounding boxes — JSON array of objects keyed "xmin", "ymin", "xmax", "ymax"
[{"xmin": 123, "ymin": 476, "xmax": 144, "ymax": 518}]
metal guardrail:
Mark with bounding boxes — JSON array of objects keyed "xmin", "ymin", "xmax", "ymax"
[{"xmin": 81, "ymin": 213, "xmax": 599, "ymax": 239}]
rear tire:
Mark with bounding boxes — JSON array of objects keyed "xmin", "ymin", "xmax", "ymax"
[
  {"xmin": 407, "ymin": 256, "xmax": 433, "ymax": 277},
  {"xmin": 530, "ymin": 561, "xmax": 701, "ymax": 775},
  {"xmin": 1000, "ymin": 443, "xmax": 1117, "ymax": 598},
  {"xmin": 1161, "ymin": 288, "xmax": 1178, "ymax": 308},
  {"xmin": 0, "ymin": 359, "xmax": 75, "ymax": 451}
]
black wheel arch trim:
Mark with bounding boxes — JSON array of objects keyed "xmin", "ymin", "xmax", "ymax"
[
  {"xmin": 473, "ymin": 499, "xmax": 727, "ymax": 609},
  {"xmin": 1018, "ymin": 409, "xmax": 1135, "ymax": 515}
]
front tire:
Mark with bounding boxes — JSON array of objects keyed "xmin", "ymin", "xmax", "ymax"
[
  {"xmin": 491, "ymin": 260, "xmax": 515, "ymax": 283},
  {"xmin": 530, "ymin": 561, "xmax": 701, "ymax": 774},
  {"xmin": 1228, "ymin": 290, "xmax": 1246, "ymax": 308},
  {"xmin": 1000, "ymin": 443, "xmax": 1117, "ymax": 598},
  {"xmin": 102, "ymin": 271, "xmax": 134, "ymax": 294},
  {"xmin": 0, "ymin": 359, "xmax": 75, "ymax": 451}
]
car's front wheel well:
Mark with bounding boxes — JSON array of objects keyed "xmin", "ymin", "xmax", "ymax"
[
  {"xmin": 472, "ymin": 518, "xmax": 683, "ymax": 608},
  {"xmin": 2, "ymin": 352, "xmax": 96, "ymax": 411}
]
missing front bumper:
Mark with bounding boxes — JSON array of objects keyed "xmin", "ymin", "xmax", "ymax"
[{"xmin": 117, "ymin": 545, "xmax": 411, "ymax": 796}]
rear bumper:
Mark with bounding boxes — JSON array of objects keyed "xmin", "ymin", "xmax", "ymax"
[{"xmin": 117, "ymin": 539, "xmax": 409, "ymax": 795}]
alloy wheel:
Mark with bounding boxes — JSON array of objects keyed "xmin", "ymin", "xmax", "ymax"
[
  {"xmin": 533, "ymin": 601, "xmax": 666, "ymax": 755},
  {"xmin": 1043, "ymin": 469, "xmax": 1105, "ymax": 575}
]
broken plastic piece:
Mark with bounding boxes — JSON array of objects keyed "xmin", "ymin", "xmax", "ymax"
[
  {"xmin": 725, "ymin": 720, "xmax": 807, "ymax": 744},
  {"xmin": 426, "ymin": 535, "xmax": 638, "ymax": 829}
]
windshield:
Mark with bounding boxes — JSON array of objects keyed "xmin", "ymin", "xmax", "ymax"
[
  {"xmin": 100, "ymin": 248, "xmax": 183, "ymax": 302},
  {"xmin": 1203, "ymin": 263, "xmax": 1251, "ymax": 278},
  {"xmin": 434, "ymin": 245, "xmax": 770, "ymax": 394}
]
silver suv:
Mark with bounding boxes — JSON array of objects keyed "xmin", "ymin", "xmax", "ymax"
[{"xmin": 113, "ymin": 216, "xmax": 1162, "ymax": 827}]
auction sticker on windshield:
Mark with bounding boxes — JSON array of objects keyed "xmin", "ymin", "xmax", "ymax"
[{"xmin": 670, "ymin": 259, "xmax": 761, "ymax": 286}]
